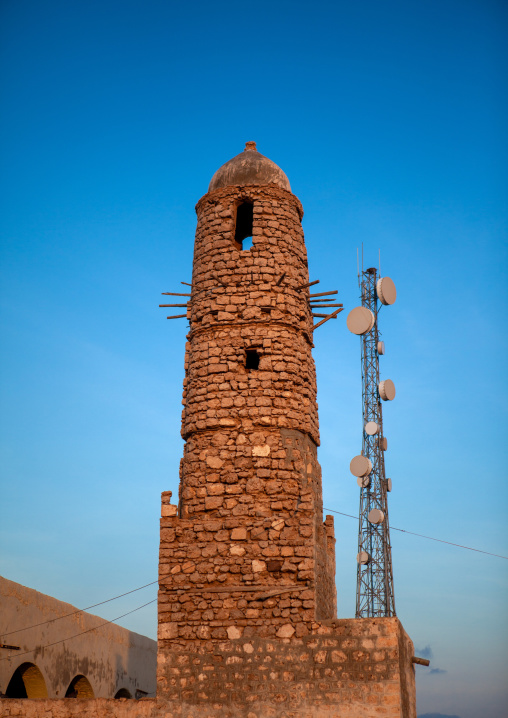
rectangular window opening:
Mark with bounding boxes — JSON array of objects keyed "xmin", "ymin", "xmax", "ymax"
[
  {"xmin": 245, "ymin": 349, "xmax": 260, "ymax": 370},
  {"xmin": 234, "ymin": 202, "xmax": 254, "ymax": 251}
]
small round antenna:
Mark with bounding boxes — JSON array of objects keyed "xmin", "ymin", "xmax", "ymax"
[
  {"xmin": 368, "ymin": 509, "xmax": 385, "ymax": 525},
  {"xmin": 365, "ymin": 421, "xmax": 379, "ymax": 435}
]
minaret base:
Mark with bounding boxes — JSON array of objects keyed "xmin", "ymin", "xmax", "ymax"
[{"xmin": 157, "ymin": 616, "xmax": 416, "ymax": 718}]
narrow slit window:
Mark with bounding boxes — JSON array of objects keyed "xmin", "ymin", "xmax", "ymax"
[
  {"xmin": 234, "ymin": 202, "xmax": 254, "ymax": 250},
  {"xmin": 245, "ymin": 349, "xmax": 260, "ymax": 370}
]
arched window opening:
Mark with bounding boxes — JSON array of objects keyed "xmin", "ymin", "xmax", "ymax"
[
  {"xmin": 6, "ymin": 663, "xmax": 48, "ymax": 698},
  {"xmin": 65, "ymin": 674, "xmax": 94, "ymax": 698},
  {"xmin": 115, "ymin": 688, "xmax": 132, "ymax": 699},
  {"xmin": 245, "ymin": 349, "xmax": 260, "ymax": 370},
  {"xmin": 234, "ymin": 202, "xmax": 254, "ymax": 251}
]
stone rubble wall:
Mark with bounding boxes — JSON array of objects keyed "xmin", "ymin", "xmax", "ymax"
[
  {"xmin": 183, "ymin": 185, "xmax": 319, "ymax": 446},
  {"xmin": 159, "ymin": 454, "xmax": 336, "ymax": 644},
  {"xmin": 166, "ymin": 183, "xmax": 337, "ymax": 640}
]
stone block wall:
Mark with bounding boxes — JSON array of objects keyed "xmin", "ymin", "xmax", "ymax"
[{"xmin": 155, "ymin": 616, "xmax": 416, "ymax": 717}]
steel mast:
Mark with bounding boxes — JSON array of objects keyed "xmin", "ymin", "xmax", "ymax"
[{"xmin": 353, "ymin": 267, "xmax": 396, "ymax": 618}]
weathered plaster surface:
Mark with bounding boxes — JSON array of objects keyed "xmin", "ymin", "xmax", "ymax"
[{"xmin": 0, "ymin": 576, "xmax": 156, "ymax": 699}]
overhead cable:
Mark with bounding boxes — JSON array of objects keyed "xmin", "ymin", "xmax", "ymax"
[{"xmin": 323, "ymin": 507, "xmax": 508, "ymax": 560}]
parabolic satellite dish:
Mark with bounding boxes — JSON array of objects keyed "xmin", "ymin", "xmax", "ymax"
[
  {"xmin": 350, "ymin": 455, "xmax": 372, "ymax": 478},
  {"xmin": 357, "ymin": 551, "xmax": 370, "ymax": 565},
  {"xmin": 357, "ymin": 476, "xmax": 370, "ymax": 488},
  {"xmin": 377, "ymin": 341, "xmax": 385, "ymax": 355},
  {"xmin": 368, "ymin": 509, "xmax": 385, "ymax": 525},
  {"xmin": 346, "ymin": 306, "xmax": 375, "ymax": 335},
  {"xmin": 385, "ymin": 478, "xmax": 392, "ymax": 492},
  {"xmin": 378, "ymin": 379, "xmax": 396, "ymax": 401},
  {"xmin": 365, "ymin": 421, "xmax": 378, "ymax": 435},
  {"xmin": 376, "ymin": 276, "xmax": 397, "ymax": 305}
]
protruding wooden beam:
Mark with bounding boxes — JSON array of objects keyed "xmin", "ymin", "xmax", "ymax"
[
  {"xmin": 166, "ymin": 314, "xmax": 187, "ymax": 319},
  {"xmin": 162, "ymin": 292, "xmax": 191, "ymax": 297},
  {"xmin": 309, "ymin": 290, "xmax": 338, "ymax": 298},
  {"xmin": 296, "ymin": 279, "xmax": 320, "ymax": 290},
  {"xmin": 159, "ymin": 303, "xmax": 188, "ymax": 307},
  {"xmin": 412, "ymin": 657, "xmax": 430, "ymax": 667},
  {"xmin": 312, "ymin": 313, "xmax": 338, "ymax": 319},
  {"xmin": 181, "ymin": 282, "xmax": 192, "ymax": 287},
  {"xmin": 276, "ymin": 272, "xmax": 287, "ymax": 286},
  {"xmin": 310, "ymin": 303, "xmax": 343, "ymax": 308},
  {"xmin": 312, "ymin": 307, "xmax": 344, "ymax": 330}
]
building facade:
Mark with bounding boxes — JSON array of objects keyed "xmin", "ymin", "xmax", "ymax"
[{"xmin": 0, "ymin": 576, "xmax": 156, "ymax": 700}]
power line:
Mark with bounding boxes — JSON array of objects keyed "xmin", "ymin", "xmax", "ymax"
[
  {"xmin": 324, "ymin": 507, "xmax": 508, "ymax": 560},
  {"xmin": 0, "ymin": 599, "xmax": 157, "ymax": 662},
  {"xmin": 1, "ymin": 580, "xmax": 158, "ymax": 638}
]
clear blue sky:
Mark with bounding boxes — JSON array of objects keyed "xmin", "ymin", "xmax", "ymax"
[{"xmin": 1, "ymin": 1, "xmax": 507, "ymax": 716}]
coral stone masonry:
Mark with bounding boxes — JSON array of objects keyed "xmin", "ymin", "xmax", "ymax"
[{"xmin": 155, "ymin": 143, "xmax": 417, "ymax": 717}]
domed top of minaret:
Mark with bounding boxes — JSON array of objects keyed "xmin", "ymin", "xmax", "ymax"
[{"xmin": 208, "ymin": 142, "xmax": 291, "ymax": 192}]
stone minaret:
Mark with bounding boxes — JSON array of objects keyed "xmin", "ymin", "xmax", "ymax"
[{"xmin": 157, "ymin": 143, "xmax": 416, "ymax": 718}]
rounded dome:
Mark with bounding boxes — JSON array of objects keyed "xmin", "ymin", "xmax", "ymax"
[{"xmin": 208, "ymin": 142, "xmax": 291, "ymax": 192}]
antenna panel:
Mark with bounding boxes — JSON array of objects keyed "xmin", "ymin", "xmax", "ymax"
[{"xmin": 378, "ymin": 437, "xmax": 388, "ymax": 451}]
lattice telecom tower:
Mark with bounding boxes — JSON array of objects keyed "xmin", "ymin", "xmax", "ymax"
[{"xmin": 347, "ymin": 266, "xmax": 397, "ymax": 618}]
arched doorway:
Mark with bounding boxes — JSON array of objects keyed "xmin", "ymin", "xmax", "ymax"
[
  {"xmin": 6, "ymin": 663, "xmax": 48, "ymax": 698},
  {"xmin": 114, "ymin": 688, "xmax": 132, "ymax": 698},
  {"xmin": 65, "ymin": 674, "xmax": 94, "ymax": 698}
]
